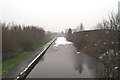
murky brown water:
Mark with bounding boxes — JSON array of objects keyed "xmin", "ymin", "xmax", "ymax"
[{"xmin": 26, "ymin": 37, "xmax": 113, "ymax": 78}]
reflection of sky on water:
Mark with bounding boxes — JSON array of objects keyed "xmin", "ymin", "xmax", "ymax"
[
  {"xmin": 73, "ymin": 50, "xmax": 104, "ymax": 78},
  {"xmin": 73, "ymin": 50, "xmax": 115, "ymax": 78}
]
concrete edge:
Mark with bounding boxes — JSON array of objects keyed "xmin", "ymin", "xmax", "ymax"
[{"xmin": 15, "ymin": 37, "xmax": 57, "ymax": 80}]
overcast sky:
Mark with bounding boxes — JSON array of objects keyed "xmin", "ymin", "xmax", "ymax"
[{"xmin": 0, "ymin": 0, "xmax": 120, "ymax": 32}]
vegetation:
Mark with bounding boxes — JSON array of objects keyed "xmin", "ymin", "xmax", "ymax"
[
  {"xmin": 66, "ymin": 28, "xmax": 72, "ymax": 41},
  {"xmin": 94, "ymin": 13, "xmax": 120, "ymax": 30},
  {"xmin": 71, "ymin": 30, "xmax": 120, "ymax": 78},
  {"xmin": 2, "ymin": 37, "xmax": 53, "ymax": 76},
  {"xmin": 2, "ymin": 51, "xmax": 33, "ymax": 76},
  {"xmin": 2, "ymin": 23, "xmax": 46, "ymax": 61},
  {"xmin": 76, "ymin": 23, "xmax": 84, "ymax": 32},
  {"xmin": 66, "ymin": 13, "xmax": 120, "ymax": 78},
  {"xmin": 36, "ymin": 37, "xmax": 53, "ymax": 49},
  {"xmin": 1, "ymin": 22, "xmax": 54, "ymax": 76}
]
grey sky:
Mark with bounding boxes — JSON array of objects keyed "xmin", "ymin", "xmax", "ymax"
[{"xmin": 0, "ymin": 0, "xmax": 119, "ymax": 32}]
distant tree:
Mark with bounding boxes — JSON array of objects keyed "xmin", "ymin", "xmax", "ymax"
[
  {"xmin": 46, "ymin": 31, "xmax": 52, "ymax": 38},
  {"xmin": 67, "ymin": 28, "xmax": 72, "ymax": 41},
  {"xmin": 61, "ymin": 31, "xmax": 64, "ymax": 34},
  {"xmin": 80, "ymin": 23, "xmax": 84, "ymax": 31},
  {"xmin": 68, "ymin": 28, "xmax": 72, "ymax": 35},
  {"xmin": 76, "ymin": 23, "xmax": 84, "ymax": 32}
]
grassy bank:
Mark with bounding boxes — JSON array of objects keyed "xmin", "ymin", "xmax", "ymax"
[
  {"xmin": 2, "ymin": 37, "xmax": 54, "ymax": 76},
  {"xmin": 36, "ymin": 37, "xmax": 54, "ymax": 49}
]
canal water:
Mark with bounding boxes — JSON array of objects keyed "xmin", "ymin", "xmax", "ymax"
[{"xmin": 27, "ymin": 37, "xmax": 113, "ymax": 78}]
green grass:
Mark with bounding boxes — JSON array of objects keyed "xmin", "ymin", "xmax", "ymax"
[
  {"xmin": 36, "ymin": 37, "xmax": 54, "ymax": 49},
  {"xmin": 2, "ymin": 37, "xmax": 54, "ymax": 76},
  {"xmin": 2, "ymin": 51, "xmax": 33, "ymax": 76}
]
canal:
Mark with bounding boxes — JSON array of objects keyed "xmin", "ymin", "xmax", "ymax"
[{"xmin": 27, "ymin": 37, "xmax": 110, "ymax": 78}]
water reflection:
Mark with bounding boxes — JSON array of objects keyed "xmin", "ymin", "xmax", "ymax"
[
  {"xmin": 73, "ymin": 50, "xmax": 116, "ymax": 78},
  {"xmin": 74, "ymin": 64, "xmax": 83, "ymax": 74},
  {"xmin": 40, "ymin": 57, "xmax": 44, "ymax": 62}
]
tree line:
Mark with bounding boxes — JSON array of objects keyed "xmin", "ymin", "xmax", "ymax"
[{"xmin": 2, "ymin": 23, "xmax": 50, "ymax": 61}]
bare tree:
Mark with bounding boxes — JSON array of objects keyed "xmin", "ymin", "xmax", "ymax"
[
  {"xmin": 95, "ymin": 13, "xmax": 119, "ymax": 30},
  {"xmin": 94, "ymin": 12, "xmax": 120, "ymax": 57},
  {"xmin": 76, "ymin": 23, "xmax": 84, "ymax": 32},
  {"xmin": 2, "ymin": 23, "xmax": 46, "ymax": 61},
  {"xmin": 80, "ymin": 23, "xmax": 84, "ymax": 31}
]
